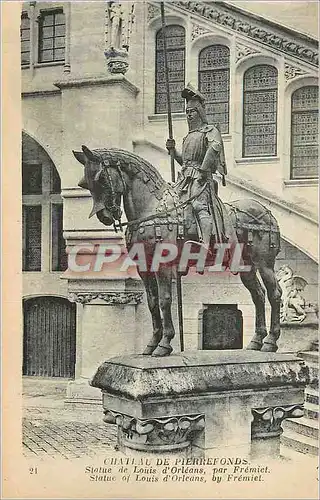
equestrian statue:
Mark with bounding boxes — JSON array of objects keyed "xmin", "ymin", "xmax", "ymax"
[{"xmin": 73, "ymin": 84, "xmax": 282, "ymax": 357}]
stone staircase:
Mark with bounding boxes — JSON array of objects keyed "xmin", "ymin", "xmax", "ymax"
[{"xmin": 281, "ymin": 350, "xmax": 319, "ymax": 457}]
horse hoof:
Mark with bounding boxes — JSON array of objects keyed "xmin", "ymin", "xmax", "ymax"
[
  {"xmin": 246, "ymin": 341, "xmax": 262, "ymax": 351},
  {"xmin": 261, "ymin": 343, "xmax": 278, "ymax": 353},
  {"xmin": 143, "ymin": 345, "xmax": 158, "ymax": 355},
  {"xmin": 152, "ymin": 345, "xmax": 173, "ymax": 357}
]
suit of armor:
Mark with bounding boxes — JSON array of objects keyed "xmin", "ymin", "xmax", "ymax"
[{"xmin": 168, "ymin": 84, "xmax": 235, "ymax": 247}]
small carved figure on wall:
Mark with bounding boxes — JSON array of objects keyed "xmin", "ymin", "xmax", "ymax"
[
  {"xmin": 107, "ymin": 1, "xmax": 135, "ymax": 51},
  {"xmin": 276, "ymin": 265, "xmax": 316, "ymax": 324}
]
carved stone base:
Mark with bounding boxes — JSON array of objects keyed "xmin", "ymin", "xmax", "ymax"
[
  {"xmin": 104, "ymin": 410, "xmax": 205, "ymax": 454},
  {"xmin": 91, "ymin": 351, "xmax": 309, "ymax": 458}
]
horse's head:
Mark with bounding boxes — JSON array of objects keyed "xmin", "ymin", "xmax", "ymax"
[{"xmin": 73, "ymin": 145, "xmax": 125, "ymax": 227}]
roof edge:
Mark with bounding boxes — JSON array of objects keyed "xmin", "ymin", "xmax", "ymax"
[{"xmin": 218, "ymin": 1, "xmax": 318, "ymax": 45}]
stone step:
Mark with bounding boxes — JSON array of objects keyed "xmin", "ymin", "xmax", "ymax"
[
  {"xmin": 304, "ymin": 401, "xmax": 319, "ymax": 420},
  {"xmin": 305, "ymin": 387, "xmax": 319, "ymax": 406},
  {"xmin": 281, "ymin": 428, "xmax": 318, "ymax": 456},
  {"xmin": 305, "ymin": 386, "xmax": 319, "ymax": 396},
  {"xmin": 280, "ymin": 444, "xmax": 319, "ymax": 464},
  {"xmin": 283, "ymin": 417, "xmax": 319, "ymax": 440}
]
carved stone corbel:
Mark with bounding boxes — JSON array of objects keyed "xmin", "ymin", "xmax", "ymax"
[
  {"xmin": 284, "ymin": 63, "xmax": 307, "ymax": 81},
  {"xmin": 191, "ymin": 24, "xmax": 211, "ymax": 41},
  {"xmin": 251, "ymin": 404, "xmax": 304, "ymax": 458},
  {"xmin": 104, "ymin": 410, "xmax": 205, "ymax": 453},
  {"xmin": 147, "ymin": 3, "xmax": 161, "ymax": 23},
  {"xmin": 236, "ymin": 43, "xmax": 260, "ymax": 62},
  {"xmin": 252, "ymin": 404, "xmax": 304, "ymax": 439}
]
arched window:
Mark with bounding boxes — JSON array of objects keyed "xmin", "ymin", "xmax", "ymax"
[
  {"xmin": 198, "ymin": 45, "xmax": 230, "ymax": 133},
  {"xmin": 22, "ymin": 133, "xmax": 67, "ymax": 272},
  {"xmin": 291, "ymin": 86, "xmax": 318, "ymax": 179},
  {"xmin": 20, "ymin": 12, "xmax": 30, "ymax": 66},
  {"xmin": 155, "ymin": 25, "xmax": 185, "ymax": 114},
  {"xmin": 243, "ymin": 65, "xmax": 278, "ymax": 157}
]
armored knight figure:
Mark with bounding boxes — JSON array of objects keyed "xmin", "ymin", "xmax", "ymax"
[{"xmin": 166, "ymin": 83, "xmax": 235, "ymax": 248}]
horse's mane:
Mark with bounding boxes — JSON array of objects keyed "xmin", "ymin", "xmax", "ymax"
[{"xmin": 93, "ymin": 148, "xmax": 166, "ymax": 199}]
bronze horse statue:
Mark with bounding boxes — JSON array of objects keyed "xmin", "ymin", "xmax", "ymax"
[{"xmin": 73, "ymin": 145, "xmax": 282, "ymax": 357}]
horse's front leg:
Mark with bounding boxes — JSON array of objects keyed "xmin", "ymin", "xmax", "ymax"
[
  {"xmin": 139, "ymin": 272, "xmax": 163, "ymax": 355},
  {"xmin": 152, "ymin": 266, "xmax": 175, "ymax": 357}
]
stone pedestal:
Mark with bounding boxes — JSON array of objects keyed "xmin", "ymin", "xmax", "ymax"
[
  {"xmin": 62, "ymin": 232, "xmax": 150, "ymax": 406},
  {"xmin": 91, "ymin": 351, "xmax": 308, "ymax": 458}
]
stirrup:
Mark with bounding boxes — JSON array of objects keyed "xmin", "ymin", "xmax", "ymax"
[
  {"xmin": 185, "ymin": 240, "xmax": 212, "ymax": 258},
  {"xmin": 185, "ymin": 240, "xmax": 208, "ymax": 250}
]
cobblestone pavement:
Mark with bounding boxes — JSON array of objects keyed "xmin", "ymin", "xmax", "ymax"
[{"xmin": 22, "ymin": 378, "xmax": 118, "ymax": 460}]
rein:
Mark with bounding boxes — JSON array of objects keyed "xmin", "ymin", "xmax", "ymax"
[{"xmin": 115, "ymin": 182, "xmax": 208, "ymax": 232}]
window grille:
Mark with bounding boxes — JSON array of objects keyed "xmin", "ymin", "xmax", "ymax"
[
  {"xmin": 291, "ymin": 86, "xmax": 318, "ymax": 179},
  {"xmin": 51, "ymin": 204, "xmax": 68, "ymax": 271},
  {"xmin": 38, "ymin": 9, "xmax": 65, "ymax": 63},
  {"xmin": 21, "ymin": 13, "xmax": 30, "ymax": 65},
  {"xmin": 22, "ymin": 145, "xmax": 66, "ymax": 272},
  {"xmin": 155, "ymin": 25, "xmax": 185, "ymax": 114},
  {"xmin": 243, "ymin": 65, "xmax": 278, "ymax": 157},
  {"xmin": 23, "ymin": 206, "xmax": 42, "ymax": 271},
  {"xmin": 198, "ymin": 45, "xmax": 230, "ymax": 133},
  {"xmin": 22, "ymin": 164, "xmax": 42, "ymax": 195}
]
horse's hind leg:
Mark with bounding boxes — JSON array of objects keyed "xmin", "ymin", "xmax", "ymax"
[
  {"xmin": 258, "ymin": 264, "xmax": 282, "ymax": 352},
  {"xmin": 240, "ymin": 267, "xmax": 268, "ymax": 350},
  {"xmin": 152, "ymin": 266, "xmax": 175, "ymax": 357},
  {"xmin": 139, "ymin": 273, "xmax": 163, "ymax": 355}
]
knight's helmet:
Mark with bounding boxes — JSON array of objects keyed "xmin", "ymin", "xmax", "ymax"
[
  {"xmin": 181, "ymin": 82, "xmax": 227, "ymax": 186},
  {"xmin": 181, "ymin": 83, "xmax": 208, "ymax": 124}
]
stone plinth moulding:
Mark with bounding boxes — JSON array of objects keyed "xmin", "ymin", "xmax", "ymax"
[{"xmin": 68, "ymin": 291, "xmax": 143, "ymax": 305}]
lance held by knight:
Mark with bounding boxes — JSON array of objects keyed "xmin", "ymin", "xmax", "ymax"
[{"xmin": 166, "ymin": 83, "xmax": 237, "ymax": 249}]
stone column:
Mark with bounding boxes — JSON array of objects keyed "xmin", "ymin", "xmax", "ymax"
[
  {"xmin": 63, "ymin": 1, "xmax": 71, "ymax": 74},
  {"xmin": 62, "ymin": 231, "xmax": 149, "ymax": 405},
  {"xmin": 29, "ymin": 1, "xmax": 36, "ymax": 76},
  {"xmin": 66, "ymin": 288, "xmax": 145, "ymax": 405}
]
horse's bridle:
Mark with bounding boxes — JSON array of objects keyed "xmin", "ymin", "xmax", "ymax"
[
  {"xmin": 95, "ymin": 157, "xmax": 126, "ymax": 232},
  {"xmin": 94, "ymin": 155, "xmax": 209, "ymax": 233}
]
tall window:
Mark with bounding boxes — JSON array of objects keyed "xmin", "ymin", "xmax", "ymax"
[
  {"xmin": 243, "ymin": 65, "xmax": 278, "ymax": 157},
  {"xmin": 22, "ymin": 134, "xmax": 67, "ymax": 272},
  {"xmin": 20, "ymin": 12, "xmax": 30, "ymax": 66},
  {"xmin": 291, "ymin": 86, "xmax": 318, "ymax": 179},
  {"xmin": 198, "ymin": 45, "xmax": 230, "ymax": 133},
  {"xmin": 155, "ymin": 25, "xmax": 185, "ymax": 114},
  {"xmin": 38, "ymin": 9, "xmax": 65, "ymax": 63}
]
